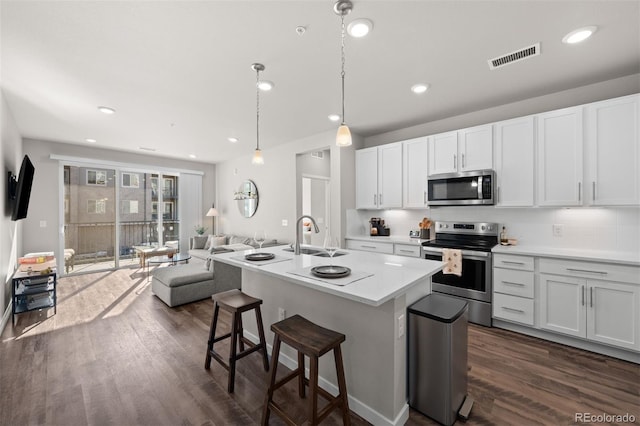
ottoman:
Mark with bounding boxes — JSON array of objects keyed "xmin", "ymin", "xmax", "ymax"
[{"xmin": 151, "ymin": 260, "xmax": 240, "ymax": 307}]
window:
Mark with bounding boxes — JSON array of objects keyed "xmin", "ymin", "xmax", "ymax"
[
  {"xmin": 87, "ymin": 170, "xmax": 107, "ymax": 186},
  {"xmin": 122, "ymin": 173, "xmax": 140, "ymax": 188},
  {"xmin": 87, "ymin": 199, "xmax": 106, "ymax": 214},
  {"xmin": 151, "ymin": 201, "xmax": 174, "ymax": 219},
  {"xmin": 122, "ymin": 200, "xmax": 139, "ymax": 214}
]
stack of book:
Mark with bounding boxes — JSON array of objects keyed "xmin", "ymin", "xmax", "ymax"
[{"xmin": 18, "ymin": 252, "xmax": 56, "ymax": 273}]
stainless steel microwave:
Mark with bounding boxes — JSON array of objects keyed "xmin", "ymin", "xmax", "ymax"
[{"xmin": 427, "ymin": 170, "xmax": 495, "ymax": 206}]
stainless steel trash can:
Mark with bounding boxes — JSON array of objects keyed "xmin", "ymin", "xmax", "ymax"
[{"xmin": 408, "ymin": 293, "xmax": 470, "ymax": 426}]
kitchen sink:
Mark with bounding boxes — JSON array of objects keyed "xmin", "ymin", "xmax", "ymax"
[{"xmin": 282, "ymin": 247, "xmax": 347, "ymax": 257}]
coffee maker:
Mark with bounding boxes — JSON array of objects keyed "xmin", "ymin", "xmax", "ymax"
[{"xmin": 370, "ymin": 218, "xmax": 390, "ymax": 236}]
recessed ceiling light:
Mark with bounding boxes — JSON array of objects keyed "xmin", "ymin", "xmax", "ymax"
[
  {"xmin": 189, "ymin": 154, "xmax": 196, "ymax": 159},
  {"xmin": 347, "ymin": 18, "xmax": 373, "ymax": 38},
  {"xmin": 411, "ymin": 83, "xmax": 429, "ymax": 94},
  {"xmin": 85, "ymin": 138, "xmax": 97, "ymax": 143},
  {"xmin": 97, "ymin": 106, "xmax": 116, "ymax": 114},
  {"xmin": 328, "ymin": 114, "xmax": 341, "ymax": 122},
  {"xmin": 562, "ymin": 26, "xmax": 597, "ymax": 44},
  {"xmin": 257, "ymin": 80, "xmax": 274, "ymax": 91},
  {"xmin": 228, "ymin": 137, "xmax": 238, "ymax": 143}
]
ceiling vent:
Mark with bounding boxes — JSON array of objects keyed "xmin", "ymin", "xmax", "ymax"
[{"xmin": 488, "ymin": 43, "xmax": 540, "ymax": 70}]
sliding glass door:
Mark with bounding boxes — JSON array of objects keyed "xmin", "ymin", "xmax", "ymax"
[{"xmin": 63, "ymin": 165, "xmax": 180, "ymax": 274}]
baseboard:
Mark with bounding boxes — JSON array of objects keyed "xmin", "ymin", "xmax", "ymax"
[
  {"xmin": 493, "ymin": 319, "xmax": 640, "ymax": 364},
  {"xmin": 1, "ymin": 301, "xmax": 12, "ymax": 336},
  {"xmin": 244, "ymin": 330, "xmax": 408, "ymax": 426}
]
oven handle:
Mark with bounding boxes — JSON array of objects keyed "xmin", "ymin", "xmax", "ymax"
[{"xmin": 421, "ymin": 246, "xmax": 491, "ymax": 259}]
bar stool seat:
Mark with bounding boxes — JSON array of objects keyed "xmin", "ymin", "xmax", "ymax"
[
  {"xmin": 262, "ymin": 314, "xmax": 350, "ymax": 425},
  {"xmin": 205, "ymin": 289, "xmax": 270, "ymax": 393}
]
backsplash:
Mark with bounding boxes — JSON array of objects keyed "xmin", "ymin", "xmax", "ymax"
[{"xmin": 347, "ymin": 207, "xmax": 640, "ymax": 254}]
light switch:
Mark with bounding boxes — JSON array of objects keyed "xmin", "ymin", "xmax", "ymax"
[
  {"xmin": 282, "ymin": 220, "xmax": 288, "ymax": 226},
  {"xmin": 40, "ymin": 220, "xmax": 47, "ymax": 228}
]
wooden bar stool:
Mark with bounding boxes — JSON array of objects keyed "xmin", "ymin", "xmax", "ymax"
[
  {"xmin": 204, "ymin": 289, "xmax": 270, "ymax": 393},
  {"xmin": 262, "ymin": 314, "xmax": 350, "ymax": 425}
]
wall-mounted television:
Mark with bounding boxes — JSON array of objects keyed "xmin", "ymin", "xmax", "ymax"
[{"xmin": 7, "ymin": 155, "xmax": 35, "ymax": 221}]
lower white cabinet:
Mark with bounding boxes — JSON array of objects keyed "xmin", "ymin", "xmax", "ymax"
[
  {"xmin": 538, "ymin": 259, "xmax": 640, "ymax": 351},
  {"xmin": 393, "ymin": 243, "xmax": 421, "ymax": 258},
  {"xmin": 493, "ymin": 254, "xmax": 535, "ymax": 326},
  {"xmin": 345, "ymin": 239, "xmax": 394, "ymax": 254}
]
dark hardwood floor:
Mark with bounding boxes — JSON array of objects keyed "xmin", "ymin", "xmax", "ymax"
[{"xmin": 1, "ymin": 267, "xmax": 638, "ymax": 425}]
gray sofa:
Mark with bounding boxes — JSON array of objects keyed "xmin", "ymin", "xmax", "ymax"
[
  {"xmin": 189, "ymin": 234, "xmax": 281, "ymax": 261},
  {"xmin": 151, "ymin": 258, "xmax": 241, "ymax": 307}
]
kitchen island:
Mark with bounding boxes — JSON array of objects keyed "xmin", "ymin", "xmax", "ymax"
[{"xmin": 213, "ymin": 245, "xmax": 443, "ymax": 426}]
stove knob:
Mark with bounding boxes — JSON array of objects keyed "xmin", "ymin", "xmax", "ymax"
[{"xmin": 480, "ymin": 225, "xmax": 486, "ymax": 231}]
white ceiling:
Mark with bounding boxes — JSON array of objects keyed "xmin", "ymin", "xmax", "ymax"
[{"xmin": 2, "ymin": 1, "xmax": 639, "ymax": 164}]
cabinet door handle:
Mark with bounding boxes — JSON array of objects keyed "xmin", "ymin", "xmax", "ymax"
[
  {"xmin": 578, "ymin": 182, "xmax": 582, "ymax": 202},
  {"xmin": 373, "ymin": 194, "xmax": 377, "ymax": 205},
  {"xmin": 361, "ymin": 245, "xmax": 377, "ymax": 249},
  {"xmin": 379, "ymin": 194, "xmax": 383, "ymax": 205},
  {"xmin": 581, "ymin": 285, "xmax": 585, "ymax": 306},
  {"xmin": 566, "ymin": 268, "xmax": 607, "ymax": 275},
  {"xmin": 424, "ymin": 190, "xmax": 427, "ymax": 204},
  {"xmin": 502, "ymin": 306, "xmax": 525, "ymax": 314},
  {"xmin": 462, "ymin": 153, "xmax": 466, "ymax": 168},
  {"xmin": 502, "ymin": 281, "xmax": 525, "ymax": 287},
  {"xmin": 399, "ymin": 249, "xmax": 415, "ymax": 253},
  {"xmin": 501, "ymin": 260, "xmax": 525, "ymax": 266},
  {"xmin": 453, "ymin": 154, "xmax": 457, "ymax": 170},
  {"xmin": 590, "ymin": 287, "xmax": 593, "ymax": 308},
  {"xmin": 497, "ymin": 186, "xmax": 500, "ymax": 204},
  {"xmin": 592, "ymin": 181, "xmax": 596, "ymax": 202}
]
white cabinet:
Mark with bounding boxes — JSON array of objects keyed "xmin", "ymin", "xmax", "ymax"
[
  {"xmin": 355, "ymin": 143, "xmax": 402, "ymax": 209},
  {"xmin": 428, "ymin": 125, "xmax": 493, "ymax": 176},
  {"xmin": 494, "ymin": 116, "xmax": 535, "ymax": 206},
  {"xmin": 402, "ymin": 137, "xmax": 429, "ymax": 208},
  {"xmin": 493, "ymin": 254, "xmax": 535, "ymax": 326},
  {"xmin": 393, "ymin": 243, "xmax": 421, "ymax": 258},
  {"xmin": 584, "ymin": 94, "xmax": 640, "ymax": 206},
  {"xmin": 345, "ymin": 239, "xmax": 394, "ymax": 254},
  {"xmin": 538, "ymin": 259, "xmax": 640, "ymax": 351},
  {"xmin": 537, "ymin": 106, "xmax": 584, "ymax": 206}
]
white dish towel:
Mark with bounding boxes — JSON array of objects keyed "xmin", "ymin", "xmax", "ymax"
[{"xmin": 442, "ymin": 249, "xmax": 462, "ymax": 276}]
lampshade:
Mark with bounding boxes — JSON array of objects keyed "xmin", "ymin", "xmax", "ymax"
[
  {"xmin": 252, "ymin": 149, "xmax": 264, "ymax": 165},
  {"xmin": 206, "ymin": 207, "xmax": 219, "ymax": 217},
  {"xmin": 336, "ymin": 124, "xmax": 352, "ymax": 147}
]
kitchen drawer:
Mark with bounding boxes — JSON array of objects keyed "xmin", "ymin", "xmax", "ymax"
[
  {"xmin": 539, "ymin": 258, "xmax": 639, "ymax": 285},
  {"xmin": 493, "ymin": 254, "xmax": 534, "ymax": 271},
  {"xmin": 493, "ymin": 293, "xmax": 534, "ymax": 326},
  {"xmin": 394, "ymin": 243, "xmax": 421, "ymax": 258},
  {"xmin": 494, "ymin": 268, "xmax": 534, "ymax": 298},
  {"xmin": 346, "ymin": 239, "xmax": 394, "ymax": 254}
]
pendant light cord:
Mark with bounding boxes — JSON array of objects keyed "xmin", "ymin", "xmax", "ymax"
[
  {"xmin": 340, "ymin": 13, "xmax": 346, "ymax": 125},
  {"xmin": 256, "ymin": 67, "xmax": 260, "ymax": 151}
]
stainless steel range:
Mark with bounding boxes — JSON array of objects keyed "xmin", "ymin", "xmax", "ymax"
[{"xmin": 421, "ymin": 221, "xmax": 499, "ymax": 327}]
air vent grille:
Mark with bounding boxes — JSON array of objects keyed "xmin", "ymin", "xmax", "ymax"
[{"xmin": 488, "ymin": 43, "xmax": 540, "ymax": 70}]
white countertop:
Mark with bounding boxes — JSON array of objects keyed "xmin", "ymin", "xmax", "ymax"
[
  {"xmin": 345, "ymin": 235, "xmax": 431, "ymax": 245},
  {"xmin": 492, "ymin": 244, "xmax": 640, "ymax": 266},
  {"xmin": 213, "ymin": 245, "xmax": 442, "ymax": 306}
]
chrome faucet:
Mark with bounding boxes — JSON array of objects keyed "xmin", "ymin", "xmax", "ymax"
[{"xmin": 295, "ymin": 215, "xmax": 320, "ymax": 255}]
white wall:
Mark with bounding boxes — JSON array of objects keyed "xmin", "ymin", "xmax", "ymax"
[
  {"xmin": 1, "ymin": 89, "xmax": 23, "ymax": 325},
  {"xmin": 348, "ymin": 207, "xmax": 640, "ymax": 254},
  {"xmin": 22, "ymin": 139, "xmax": 216, "ymax": 260},
  {"xmin": 216, "ymin": 129, "xmax": 360, "ymax": 245}
]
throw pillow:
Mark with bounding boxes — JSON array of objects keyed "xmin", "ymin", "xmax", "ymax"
[
  {"xmin": 192, "ymin": 235, "xmax": 208, "ymax": 250},
  {"xmin": 204, "ymin": 234, "xmax": 225, "ymax": 250}
]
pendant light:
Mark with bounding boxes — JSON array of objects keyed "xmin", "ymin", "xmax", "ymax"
[
  {"xmin": 334, "ymin": 0, "xmax": 353, "ymax": 147},
  {"xmin": 251, "ymin": 63, "xmax": 265, "ymax": 165}
]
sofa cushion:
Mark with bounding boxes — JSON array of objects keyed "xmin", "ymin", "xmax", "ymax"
[
  {"xmin": 192, "ymin": 235, "xmax": 208, "ymax": 249},
  {"xmin": 152, "ymin": 263, "xmax": 213, "ymax": 288}
]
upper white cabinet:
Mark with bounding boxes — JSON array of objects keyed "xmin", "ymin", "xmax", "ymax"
[
  {"xmin": 428, "ymin": 124, "xmax": 493, "ymax": 176},
  {"xmin": 537, "ymin": 106, "xmax": 584, "ymax": 206},
  {"xmin": 402, "ymin": 137, "xmax": 429, "ymax": 208},
  {"xmin": 494, "ymin": 116, "xmax": 535, "ymax": 207},
  {"xmin": 584, "ymin": 94, "xmax": 640, "ymax": 206},
  {"xmin": 355, "ymin": 142, "xmax": 402, "ymax": 209}
]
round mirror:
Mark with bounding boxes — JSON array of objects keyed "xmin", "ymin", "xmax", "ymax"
[{"xmin": 235, "ymin": 180, "xmax": 259, "ymax": 218}]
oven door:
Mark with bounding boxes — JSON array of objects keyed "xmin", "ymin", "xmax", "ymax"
[{"xmin": 422, "ymin": 246, "xmax": 492, "ymax": 302}]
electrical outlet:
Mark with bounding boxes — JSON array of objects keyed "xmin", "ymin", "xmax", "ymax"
[
  {"xmin": 397, "ymin": 314, "xmax": 405, "ymax": 338},
  {"xmin": 552, "ymin": 224, "xmax": 563, "ymax": 237},
  {"xmin": 278, "ymin": 308, "xmax": 286, "ymax": 321},
  {"xmin": 39, "ymin": 220, "xmax": 47, "ymax": 228}
]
